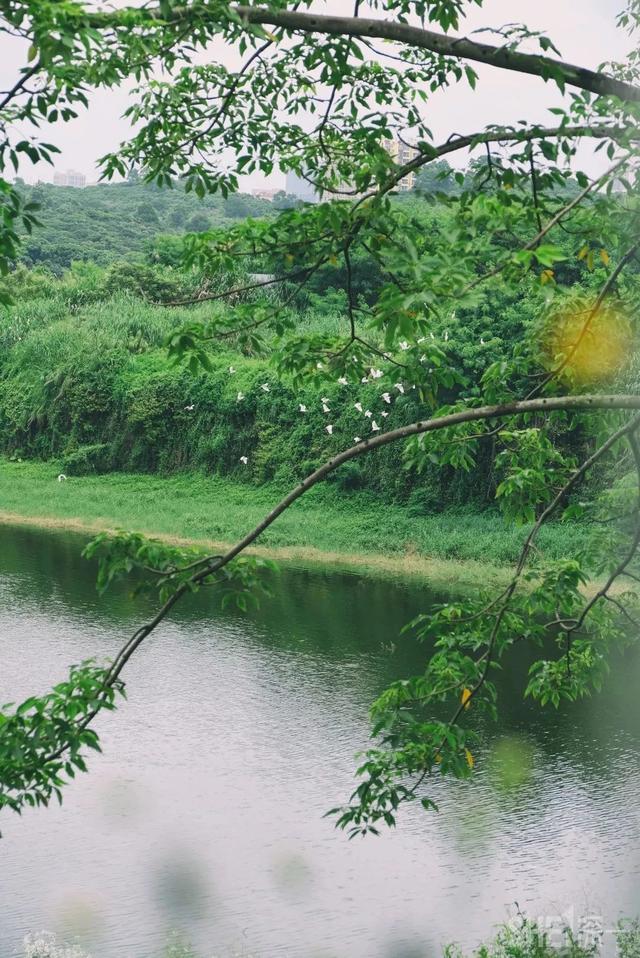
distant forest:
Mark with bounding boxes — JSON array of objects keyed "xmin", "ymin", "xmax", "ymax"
[
  {"xmin": 14, "ymin": 177, "xmax": 275, "ymax": 271},
  {"xmin": 13, "ymin": 159, "xmax": 459, "ymax": 273}
]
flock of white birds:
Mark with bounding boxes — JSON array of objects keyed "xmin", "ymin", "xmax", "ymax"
[
  {"xmin": 224, "ymin": 332, "xmax": 451, "ymax": 466},
  {"xmin": 54, "ymin": 331, "xmax": 473, "ymax": 479},
  {"xmin": 176, "ymin": 359, "xmax": 416, "ymax": 466},
  {"xmin": 173, "ymin": 329, "xmax": 472, "ymax": 468}
]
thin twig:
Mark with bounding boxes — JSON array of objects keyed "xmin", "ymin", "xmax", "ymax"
[
  {"xmin": 0, "ymin": 63, "xmax": 39, "ymax": 113},
  {"xmin": 526, "ymin": 237, "xmax": 640, "ymax": 398},
  {"xmin": 528, "ymin": 142, "xmax": 543, "ymax": 235},
  {"xmin": 463, "ymin": 157, "xmax": 628, "ymax": 295},
  {"xmin": 156, "ymin": 266, "xmax": 317, "ymax": 307}
]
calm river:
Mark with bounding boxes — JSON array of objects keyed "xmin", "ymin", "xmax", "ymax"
[{"xmin": 1, "ymin": 524, "xmax": 639, "ymax": 958}]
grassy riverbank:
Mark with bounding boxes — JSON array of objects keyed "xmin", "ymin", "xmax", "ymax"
[{"xmin": 0, "ymin": 459, "xmax": 594, "ymax": 587}]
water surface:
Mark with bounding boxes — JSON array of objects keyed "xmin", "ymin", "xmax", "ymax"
[{"xmin": 1, "ymin": 525, "xmax": 639, "ymax": 957}]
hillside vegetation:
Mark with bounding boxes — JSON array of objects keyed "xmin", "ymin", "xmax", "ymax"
[
  {"xmin": 1, "ymin": 187, "xmax": 636, "ymax": 528},
  {"xmin": 15, "ymin": 178, "xmax": 273, "ymax": 271}
]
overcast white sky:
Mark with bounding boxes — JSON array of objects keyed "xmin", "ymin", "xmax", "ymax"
[{"xmin": 1, "ymin": 0, "xmax": 633, "ymax": 188}]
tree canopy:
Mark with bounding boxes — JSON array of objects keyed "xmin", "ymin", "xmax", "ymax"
[{"xmin": 1, "ymin": 0, "xmax": 640, "ymax": 836}]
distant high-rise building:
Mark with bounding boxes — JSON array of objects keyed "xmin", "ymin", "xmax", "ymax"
[
  {"xmin": 383, "ymin": 138, "xmax": 419, "ymax": 191},
  {"xmin": 285, "ymin": 170, "xmax": 318, "ymax": 203},
  {"xmin": 53, "ymin": 169, "xmax": 87, "ymax": 188},
  {"xmin": 251, "ymin": 187, "xmax": 279, "ymax": 201},
  {"xmin": 282, "ymin": 138, "xmax": 418, "ymax": 203}
]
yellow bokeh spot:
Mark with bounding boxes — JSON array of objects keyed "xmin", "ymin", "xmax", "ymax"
[{"xmin": 546, "ymin": 300, "xmax": 633, "ymax": 385}]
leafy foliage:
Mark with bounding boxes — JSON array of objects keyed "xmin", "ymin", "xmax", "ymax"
[{"xmin": 0, "ymin": 660, "xmax": 124, "ymax": 819}]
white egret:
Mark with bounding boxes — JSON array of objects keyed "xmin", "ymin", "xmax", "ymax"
[
  {"xmin": 316, "ymin": 361, "xmax": 324, "ymax": 369},
  {"xmin": 364, "ymin": 409, "xmax": 372, "ymax": 418},
  {"xmin": 326, "ymin": 424, "xmax": 334, "ymax": 434},
  {"xmin": 299, "ymin": 403, "xmax": 307, "ymax": 413},
  {"xmin": 322, "ymin": 403, "xmax": 330, "ymax": 413},
  {"xmin": 354, "ymin": 436, "xmax": 362, "ymax": 443},
  {"xmin": 338, "ymin": 376, "xmax": 348, "ymax": 385},
  {"xmin": 381, "ymin": 411, "xmax": 389, "ymax": 418},
  {"xmin": 399, "ymin": 340, "xmax": 410, "ymax": 351},
  {"xmin": 361, "ymin": 377, "xmax": 368, "ymax": 384},
  {"xmin": 444, "ymin": 330, "xmax": 449, "ymax": 341},
  {"xmin": 184, "ymin": 404, "xmax": 195, "ymax": 411},
  {"xmin": 354, "ymin": 402, "xmax": 363, "ymax": 412},
  {"xmin": 321, "ymin": 397, "xmax": 330, "ymax": 404},
  {"xmin": 394, "ymin": 383, "xmax": 405, "ymax": 394},
  {"xmin": 229, "ymin": 365, "xmax": 236, "ymax": 374},
  {"xmin": 57, "ymin": 474, "xmax": 67, "ymax": 482},
  {"xmin": 370, "ymin": 368, "xmax": 383, "ymax": 379},
  {"xmin": 236, "ymin": 392, "xmax": 244, "ymax": 402},
  {"xmin": 371, "ymin": 421, "xmax": 380, "ymax": 432},
  {"xmin": 239, "ymin": 456, "xmax": 248, "ymax": 465},
  {"xmin": 381, "ymin": 392, "xmax": 391, "ymax": 404},
  {"xmin": 261, "ymin": 383, "xmax": 270, "ymax": 392}
]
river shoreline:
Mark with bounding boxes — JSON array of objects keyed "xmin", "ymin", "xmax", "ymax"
[
  {"xmin": 0, "ymin": 508, "xmax": 510, "ymax": 590},
  {"xmin": 0, "ymin": 459, "xmax": 592, "ymax": 591}
]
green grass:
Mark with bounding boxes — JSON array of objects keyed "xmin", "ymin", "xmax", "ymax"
[{"xmin": 0, "ymin": 460, "xmax": 595, "ymax": 583}]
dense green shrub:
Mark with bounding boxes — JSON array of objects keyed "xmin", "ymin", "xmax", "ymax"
[
  {"xmin": 0, "ymin": 290, "xmax": 487, "ymax": 504},
  {"xmin": 1, "ymin": 203, "xmax": 624, "ymax": 509},
  {"xmin": 60, "ymin": 442, "xmax": 112, "ymax": 475}
]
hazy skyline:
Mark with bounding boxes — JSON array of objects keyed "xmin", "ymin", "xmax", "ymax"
[{"xmin": 1, "ymin": 0, "xmax": 632, "ymax": 189}]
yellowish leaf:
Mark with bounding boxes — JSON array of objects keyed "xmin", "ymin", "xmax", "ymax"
[
  {"xmin": 577, "ymin": 244, "xmax": 589, "ymax": 261},
  {"xmin": 600, "ymin": 248, "xmax": 610, "ymax": 267},
  {"xmin": 465, "ymin": 748, "xmax": 474, "ymax": 769}
]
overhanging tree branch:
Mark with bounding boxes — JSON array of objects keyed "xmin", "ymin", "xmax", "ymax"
[
  {"xmin": 361, "ymin": 125, "xmax": 635, "ymax": 205},
  {"xmin": 161, "ymin": 126, "xmax": 633, "ymax": 321},
  {"xmin": 231, "ymin": 6, "xmax": 640, "ymax": 103},
  {"xmin": 31, "ymin": 392, "xmax": 640, "ymax": 768},
  {"xmin": 388, "ymin": 410, "xmax": 640, "ymax": 807},
  {"xmin": 156, "ymin": 264, "xmax": 319, "ymax": 306},
  {"xmin": 86, "ymin": 5, "xmax": 640, "ymax": 102}
]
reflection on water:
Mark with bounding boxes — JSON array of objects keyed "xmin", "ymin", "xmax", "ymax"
[{"xmin": 1, "ymin": 524, "xmax": 639, "ymax": 958}]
